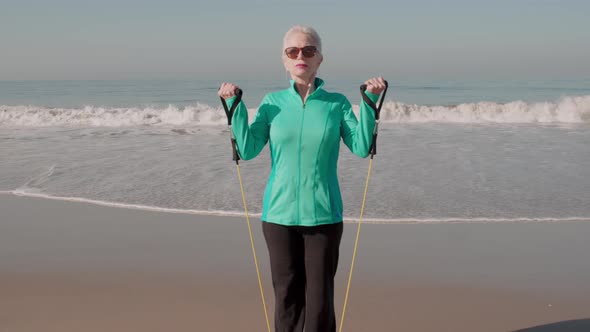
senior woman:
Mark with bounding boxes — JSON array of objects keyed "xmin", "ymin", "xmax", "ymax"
[{"xmin": 218, "ymin": 25, "xmax": 386, "ymax": 332}]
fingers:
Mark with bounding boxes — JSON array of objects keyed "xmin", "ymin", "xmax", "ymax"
[
  {"xmin": 218, "ymin": 82, "xmax": 240, "ymax": 99},
  {"xmin": 364, "ymin": 76, "xmax": 386, "ymax": 95},
  {"xmin": 364, "ymin": 77, "xmax": 386, "ymax": 89}
]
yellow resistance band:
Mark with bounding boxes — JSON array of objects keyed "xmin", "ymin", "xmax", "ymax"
[
  {"xmin": 339, "ymin": 157, "xmax": 374, "ymax": 332},
  {"xmin": 235, "ymin": 164, "xmax": 271, "ymax": 332}
]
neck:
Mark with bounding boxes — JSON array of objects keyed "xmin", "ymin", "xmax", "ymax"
[{"xmin": 292, "ymin": 76, "xmax": 316, "ymax": 103}]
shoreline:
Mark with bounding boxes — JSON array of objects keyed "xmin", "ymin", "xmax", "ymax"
[{"xmin": 2, "ymin": 191, "xmax": 588, "ymax": 224}]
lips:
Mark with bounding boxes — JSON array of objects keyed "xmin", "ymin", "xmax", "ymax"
[{"xmin": 295, "ymin": 64, "xmax": 308, "ymax": 68}]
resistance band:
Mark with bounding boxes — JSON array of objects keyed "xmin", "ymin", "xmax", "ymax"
[
  {"xmin": 339, "ymin": 81, "xmax": 389, "ymax": 332},
  {"xmin": 220, "ymin": 90, "xmax": 272, "ymax": 332}
]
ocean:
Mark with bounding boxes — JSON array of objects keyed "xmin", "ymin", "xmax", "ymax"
[{"xmin": 1, "ymin": 79, "xmax": 589, "ymax": 223}]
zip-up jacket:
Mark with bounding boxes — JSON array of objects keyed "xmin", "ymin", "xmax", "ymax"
[{"xmin": 227, "ymin": 77, "xmax": 378, "ymax": 226}]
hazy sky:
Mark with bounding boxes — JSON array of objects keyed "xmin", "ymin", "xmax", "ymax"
[{"xmin": 1, "ymin": 0, "xmax": 589, "ymax": 80}]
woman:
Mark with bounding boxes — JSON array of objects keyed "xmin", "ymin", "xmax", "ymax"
[{"xmin": 218, "ymin": 25, "xmax": 386, "ymax": 332}]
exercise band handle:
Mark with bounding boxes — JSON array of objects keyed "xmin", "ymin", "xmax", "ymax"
[
  {"xmin": 220, "ymin": 88, "xmax": 243, "ymax": 126},
  {"xmin": 360, "ymin": 80, "xmax": 388, "ymax": 157},
  {"xmin": 219, "ymin": 88, "xmax": 243, "ymax": 163}
]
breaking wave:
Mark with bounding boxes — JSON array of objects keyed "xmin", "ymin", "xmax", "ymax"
[{"xmin": 1, "ymin": 95, "xmax": 589, "ymax": 127}]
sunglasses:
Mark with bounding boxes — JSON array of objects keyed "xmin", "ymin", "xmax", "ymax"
[{"xmin": 284, "ymin": 46, "xmax": 318, "ymax": 59}]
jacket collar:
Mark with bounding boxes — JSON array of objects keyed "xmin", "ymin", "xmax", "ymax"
[{"xmin": 289, "ymin": 77, "xmax": 325, "ymax": 97}]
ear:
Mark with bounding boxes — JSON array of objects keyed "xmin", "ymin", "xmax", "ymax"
[{"xmin": 282, "ymin": 55, "xmax": 290, "ymax": 72}]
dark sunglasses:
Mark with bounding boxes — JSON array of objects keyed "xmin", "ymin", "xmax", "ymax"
[{"xmin": 284, "ymin": 46, "xmax": 318, "ymax": 59}]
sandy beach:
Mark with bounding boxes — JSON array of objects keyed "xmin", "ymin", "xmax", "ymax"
[{"xmin": 1, "ymin": 194, "xmax": 589, "ymax": 331}]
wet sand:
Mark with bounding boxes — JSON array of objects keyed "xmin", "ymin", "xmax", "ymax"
[{"xmin": 1, "ymin": 194, "xmax": 589, "ymax": 331}]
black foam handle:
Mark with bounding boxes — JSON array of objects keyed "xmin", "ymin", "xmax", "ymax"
[
  {"xmin": 360, "ymin": 80, "xmax": 388, "ymax": 119},
  {"xmin": 360, "ymin": 80, "xmax": 388, "ymax": 157},
  {"xmin": 360, "ymin": 81, "xmax": 388, "ymax": 119},
  {"xmin": 220, "ymin": 88, "xmax": 244, "ymax": 126},
  {"xmin": 219, "ymin": 87, "xmax": 244, "ymax": 163}
]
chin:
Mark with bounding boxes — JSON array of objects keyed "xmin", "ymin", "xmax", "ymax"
[{"xmin": 292, "ymin": 72, "xmax": 315, "ymax": 81}]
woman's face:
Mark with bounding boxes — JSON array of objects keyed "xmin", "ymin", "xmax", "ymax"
[{"xmin": 282, "ymin": 32, "xmax": 323, "ymax": 82}]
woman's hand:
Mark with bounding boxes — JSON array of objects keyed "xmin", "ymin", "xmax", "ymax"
[
  {"xmin": 218, "ymin": 82, "xmax": 240, "ymax": 100},
  {"xmin": 364, "ymin": 77, "xmax": 387, "ymax": 95}
]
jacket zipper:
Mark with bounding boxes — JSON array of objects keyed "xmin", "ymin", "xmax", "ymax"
[{"xmin": 296, "ymin": 98, "xmax": 305, "ymax": 223}]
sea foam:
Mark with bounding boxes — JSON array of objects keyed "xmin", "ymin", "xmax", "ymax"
[{"xmin": 1, "ymin": 95, "xmax": 589, "ymax": 127}]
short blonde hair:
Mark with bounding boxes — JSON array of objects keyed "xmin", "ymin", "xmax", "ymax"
[{"xmin": 283, "ymin": 25, "xmax": 322, "ymax": 53}]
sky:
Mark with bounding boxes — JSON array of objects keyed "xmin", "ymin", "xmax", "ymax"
[{"xmin": 1, "ymin": 0, "xmax": 589, "ymax": 80}]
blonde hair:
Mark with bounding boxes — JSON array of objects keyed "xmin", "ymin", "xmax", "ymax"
[{"xmin": 282, "ymin": 25, "xmax": 322, "ymax": 53}]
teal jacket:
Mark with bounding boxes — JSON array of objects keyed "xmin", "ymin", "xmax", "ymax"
[{"xmin": 227, "ymin": 78, "xmax": 378, "ymax": 226}]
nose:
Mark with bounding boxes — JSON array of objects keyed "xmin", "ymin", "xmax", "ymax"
[{"xmin": 296, "ymin": 49, "xmax": 304, "ymax": 60}]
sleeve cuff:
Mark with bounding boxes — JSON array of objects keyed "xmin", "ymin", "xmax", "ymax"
[
  {"xmin": 364, "ymin": 91, "xmax": 380, "ymax": 103},
  {"xmin": 225, "ymin": 95, "xmax": 238, "ymax": 108}
]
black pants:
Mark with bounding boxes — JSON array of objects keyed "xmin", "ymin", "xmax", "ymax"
[{"xmin": 262, "ymin": 221, "xmax": 344, "ymax": 332}]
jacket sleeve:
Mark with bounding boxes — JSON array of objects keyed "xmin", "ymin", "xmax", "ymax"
[
  {"xmin": 340, "ymin": 92, "xmax": 379, "ymax": 158},
  {"xmin": 227, "ymin": 95, "xmax": 270, "ymax": 160}
]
